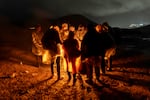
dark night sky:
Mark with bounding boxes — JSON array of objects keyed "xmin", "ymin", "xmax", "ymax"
[{"xmin": 0, "ymin": 0, "xmax": 150, "ymax": 28}]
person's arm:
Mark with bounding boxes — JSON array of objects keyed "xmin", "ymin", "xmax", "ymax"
[{"xmin": 75, "ymin": 40, "xmax": 79, "ymax": 50}]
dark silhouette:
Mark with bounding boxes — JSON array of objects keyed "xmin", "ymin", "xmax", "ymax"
[
  {"xmin": 81, "ymin": 23, "xmax": 121, "ymax": 84},
  {"xmin": 101, "ymin": 22, "xmax": 117, "ymax": 71},
  {"xmin": 42, "ymin": 26, "xmax": 62, "ymax": 80},
  {"xmin": 81, "ymin": 24, "xmax": 105, "ymax": 84},
  {"xmin": 62, "ymin": 31, "xmax": 81, "ymax": 85}
]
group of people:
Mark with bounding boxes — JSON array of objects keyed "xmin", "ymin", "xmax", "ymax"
[
  {"xmin": 31, "ymin": 22, "xmax": 115, "ymax": 85},
  {"xmin": 81, "ymin": 22, "xmax": 116, "ymax": 84}
]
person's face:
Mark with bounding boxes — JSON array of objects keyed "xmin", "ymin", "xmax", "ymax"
[
  {"xmin": 69, "ymin": 26, "xmax": 75, "ymax": 32},
  {"xmin": 62, "ymin": 23, "xmax": 68, "ymax": 30},
  {"xmin": 95, "ymin": 25, "xmax": 102, "ymax": 33},
  {"xmin": 36, "ymin": 26, "xmax": 41, "ymax": 32},
  {"xmin": 54, "ymin": 26, "xmax": 60, "ymax": 32}
]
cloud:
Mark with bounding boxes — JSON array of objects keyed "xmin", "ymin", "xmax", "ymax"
[
  {"xmin": 1, "ymin": 0, "xmax": 150, "ymax": 27},
  {"xmin": 1, "ymin": 0, "xmax": 150, "ymax": 17}
]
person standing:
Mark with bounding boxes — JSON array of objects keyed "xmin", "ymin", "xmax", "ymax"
[
  {"xmin": 102, "ymin": 22, "xmax": 117, "ymax": 71},
  {"xmin": 32, "ymin": 24, "xmax": 44, "ymax": 67},
  {"xmin": 62, "ymin": 31, "xmax": 81, "ymax": 85},
  {"xmin": 81, "ymin": 24, "xmax": 104, "ymax": 85},
  {"xmin": 42, "ymin": 25, "xmax": 62, "ymax": 80}
]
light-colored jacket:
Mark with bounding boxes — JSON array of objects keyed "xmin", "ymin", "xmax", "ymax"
[{"xmin": 32, "ymin": 31, "xmax": 44, "ymax": 56}]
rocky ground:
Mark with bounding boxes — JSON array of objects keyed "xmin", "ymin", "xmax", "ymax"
[{"xmin": 0, "ymin": 42, "xmax": 150, "ymax": 100}]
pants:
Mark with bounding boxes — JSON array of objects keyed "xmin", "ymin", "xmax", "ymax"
[
  {"xmin": 50, "ymin": 56, "xmax": 61, "ymax": 79},
  {"xmin": 36, "ymin": 55, "xmax": 42, "ymax": 67},
  {"xmin": 86, "ymin": 56, "xmax": 101, "ymax": 81},
  {"xmin": 101, "ymin": 54, "xmax": 106, "ymax": 74}
]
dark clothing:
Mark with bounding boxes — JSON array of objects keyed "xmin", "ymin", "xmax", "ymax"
[
  {"xmin": 81, "ymin": 25, "xmax": 108, "ymax": 83},
  {"xmin": 63, "ymin": 31, "xmax": 81, "ymax": 85},
  {"xmin": 63, "ymin": 38, "xmax": 80, "ymax": 61},
  {"xmin": 42, "ymin": 28, "xmax": 62, "ymax": 53},
  {"xmin": 41, "ymin": 28, "xmax": 62, "ymax": 79},
  {"xmin": 50, "ymin": 56, "xmax": 61, "ymax": 79},
  {"xmin": 63, "ymin": 33, "xmax": 80, "ymax": 74},
  {"xmin": 81, "ymin": 26, "xmax": 106, "ymax": 58}
]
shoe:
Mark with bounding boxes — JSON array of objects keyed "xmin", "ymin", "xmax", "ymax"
[
  {"xmin": 72, "ymin": 78, "xmax": 77, "ymax": 86},
  {"xmin": 67, "ymin": 77, "xmax": 71, "ymax": 83},
  {"xmin": 85, "ymin": 79, "xmax": 93, "ymax": 85},
  {"xmin": 107, "ymin": 68, "xmax": 112, "ymax": 71},
  {"xmin": 35, "ymin": 63, "xmax": 40, "ymax": 67},
  {"xmin": 96, "ymin": 78, "xmax": 101, "ymax": 83},
  {"xmin": 49, "ymin": 75, "xmax": 54, "ymax": 79},
  {"xmin": 67, "ymin": 72, "xmax": 71, "ymax": 83}
]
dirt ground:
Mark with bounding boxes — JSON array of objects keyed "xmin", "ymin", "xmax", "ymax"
[
  {"xmin": 0, "ymin": 42, "xmax": 150, "ymax": 100},
  {"xmin": 0, "ymin": 22, "xmax": 150, "ymax": 100}
]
